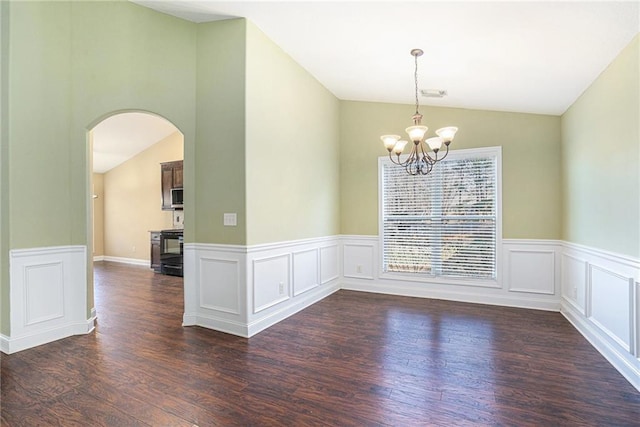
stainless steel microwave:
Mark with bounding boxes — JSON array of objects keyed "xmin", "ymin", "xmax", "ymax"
[{"xmin": 170, "ymin": 187, "xmax": 183, "ymax": 209}]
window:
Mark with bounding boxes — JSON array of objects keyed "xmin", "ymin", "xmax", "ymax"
[{"xmin": 379, "ymin": 147, "xmax": 501, "ymax": 282}]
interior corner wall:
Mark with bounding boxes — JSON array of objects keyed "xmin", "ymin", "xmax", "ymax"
[
  {"xmin": 561, "ymin": 34, "xmax": 640, "ymax": 258},
  {"xmin": 195, "ymin": 18, "xmax": 247, "ymax": 245},
  {"xmin": 245, "ymin": 22, "xmax": 340, "ymax": 245},
  {"xmin": 339, "ymin": 101, "xmax": 562, "ymax": 239},
  {"xmin": 103, "ymin": 131, "xmax": 183, "ymax": 260}
]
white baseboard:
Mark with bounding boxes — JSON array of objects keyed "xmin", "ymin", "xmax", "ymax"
[
  {"xmin": 341, "ymin": 280, "xmax": 560, "ymax": 311},
  {"xmin": 248, "ymin": 282, "xmax": 340, "ymax": 337},
  {"xmin": 100, "ymin": 256, "xmax": 149, "ymax": 267},
  {"xmin": 562, "ymin": 300, "xmax": 640, "ymax": 391},
  {"xmin": 93, "ymin": 255, "xmax": 105, "ymax": 262},
  {"xmin": 188, "ymin": 314, "xmax": 250, "ymax": 337},
  {"xmin": 0, "ymin": 334, "xmax": 9, "ymax": 354},
  {"xmin": 2, "ymin": 321, "xmax": 94, "ymax": 354}
]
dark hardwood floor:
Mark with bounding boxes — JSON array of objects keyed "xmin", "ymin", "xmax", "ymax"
[{"xmin": 2, "ymin": 261, "xmax": 639, "ymax": 426}]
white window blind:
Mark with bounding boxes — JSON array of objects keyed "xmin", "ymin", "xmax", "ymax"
[{"xmin": 381, "ymin": 149, "xmax": 499, "ymax": 280}]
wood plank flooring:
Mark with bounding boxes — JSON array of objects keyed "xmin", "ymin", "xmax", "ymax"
[{"xmin": 2, "ymin": 261, "xmax": 639, "ymax": 426}]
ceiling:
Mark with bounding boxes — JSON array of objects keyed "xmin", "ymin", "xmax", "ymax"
[
  {"xmin": 92, "ymin": 113, "xmax": 178, "ymax": 173},
  {"xmin": 132, "ymin": 0, "xmax": 639, "ymax": 115},
  {"xmin": 95, "ymin": 1, "xmax": 638, "ymax": 172}
]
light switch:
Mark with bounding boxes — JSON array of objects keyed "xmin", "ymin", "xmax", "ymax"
[{"xmin": 223, "ymin": 213, "xmax": 237, "ymax": 226}]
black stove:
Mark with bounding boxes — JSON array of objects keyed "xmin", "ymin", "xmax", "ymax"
[{"xmin": 160, "ymin": 229, "xmax": 183, "ymax": 277}]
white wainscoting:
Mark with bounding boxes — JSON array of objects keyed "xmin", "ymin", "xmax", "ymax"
[
  {"xmin": 341, "ymin": 236, "xmax": 562, "ymax": 311},
  {"xmin": 184, "ymin": 236, "xmax": 341, "ymax": 338},
  {"xmin": 560, "ymin": 242, "xmax": 640, "ymax": 391},
  {"xmin": 2, "ymin": 245, "xmax": 94, "ymax": 354},
  {"xmin": 182, "ymin": 243, "xmax": 247, "ymax": 337}
]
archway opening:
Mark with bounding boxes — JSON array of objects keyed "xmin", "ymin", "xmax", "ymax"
[{"xmin": 88, "ymin": 111, "xmax": 184, "ymax": 323}]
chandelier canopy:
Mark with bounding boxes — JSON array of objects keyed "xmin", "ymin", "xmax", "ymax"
[{"xmin": 381, "ymin": 49, "xmax": 458, "ymax": 175}]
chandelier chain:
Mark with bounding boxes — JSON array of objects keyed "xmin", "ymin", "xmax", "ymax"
[{"xmin": 414, "ymin": 53, "xmax": 419, "ymax": 115}]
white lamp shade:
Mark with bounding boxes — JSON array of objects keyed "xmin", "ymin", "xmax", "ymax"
[
  {"xmin": 393, "ymin": 140, "xmax": 409, "ymax": 155},
  {"xmin": 435, "ymin": 126, "xmax": 458, "ymax": 142},
  {"xmin": 381, "ymin": 134, "xmax": 401, "ymax": 151},
  {"xmin": 425, "ymin": 136, "xmax": 443, "ymax": 151},
  {"xmin": 405, "ymin": 125, "xmax": 428, "ymax": 142}
]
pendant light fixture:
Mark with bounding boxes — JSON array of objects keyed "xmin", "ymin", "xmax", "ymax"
[{"xmin": 381, "ymin": 49, "xmax": 458, "ymax": 175}]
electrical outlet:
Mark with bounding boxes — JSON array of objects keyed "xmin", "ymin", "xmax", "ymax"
[
  {"xmin": 132, "ymin": 246, "xmax": 136, "ymax": 252},
  {"xmin": 357, "ymin": 265, "xmax": 363, "ymax": 273},
  {"xmin": 279, "ymin": 282, "xmax": 284, "ymax": 294},
  {"xmin": 223, "ymin": 213, "xmax": 237, "ymax": 226}
]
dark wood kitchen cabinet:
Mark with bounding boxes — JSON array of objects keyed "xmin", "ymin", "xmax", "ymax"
[
  {"xmin": 161, "ymin": 160, "xmax": 183, "ymax": 210},
  {"xmin": 150, "ymin": 231, "xmax": 161, "ymax": 272}
]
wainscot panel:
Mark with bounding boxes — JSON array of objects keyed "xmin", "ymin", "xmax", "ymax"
[
  {"xmin": 343, "ymin": 240, "xmax": 375, "ymax": 280},
  {"xmin": 320, "ymin": 245, "xmax": 339, "ymax": 284},
  {"xmin": 293, "ymin": 248, "xmax": 319, "ymax": 296},
  {"xmin": 184, "ymin": 237, "xmax": 340, "ymax": 338},
  {"xmin": 341, "ymin": 236, "xmax": 562, "ymax": 311},
  {"xmin": 3, "ymin": 246, "xmax": 93, "ymax": 354},
  {"xmin": 183, "ymin": 243, "xmax": 247, "ymax": 336},
  {"xmin": 253, "ymin": 254, "xmax": 291, "ymax": 313},
  {"xmin": 561, "ymin": 242, "xmax": 640, "ymax": 392},
  {"xmin": 561, "ymin": 252, "xmax": 588, "ymax": 314}
]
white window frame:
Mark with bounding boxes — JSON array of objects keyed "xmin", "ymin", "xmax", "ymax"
[{"xmin": 378, "ymin": 146, "xmax": 502, "ymax": 289}]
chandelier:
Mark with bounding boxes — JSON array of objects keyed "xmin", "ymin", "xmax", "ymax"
[{"xmin": 380, "ymin": 49, "xmax": 458, "ymax": 175}]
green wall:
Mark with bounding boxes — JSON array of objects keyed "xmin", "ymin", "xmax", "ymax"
[
  {"xmin": 245, "ymin": 23, "xmax": 340, "ymax": 245},
  {"xmin": 1, "ymin": 0, "xmax": 9, "ymax": 335},
  {"xmin": 561, "ymin": 35, "xmax": 640, "ymax": 258},
  {"xmin": 4, "ymin": 0, "xmax": 198, "ymax": 327},
  {"xmin": 340, "ymin": 101, "xmax": 562, "ymax": 239},
  {"xmin": 195, "ymin": 19, "xmax": 247, "ymax": 245}
]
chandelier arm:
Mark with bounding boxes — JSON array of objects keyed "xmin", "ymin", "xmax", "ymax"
[
  {"xmin": 389, "ymin": 152, "xmax": 403, "ymax": 166},
  {"xmin": 438, "ymin": 144, "xmax": 451, "ymax": 161}
]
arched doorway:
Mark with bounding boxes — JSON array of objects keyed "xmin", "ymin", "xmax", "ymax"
[{"xmin": 88, "ymin": 111, "xmax": 184, "ymax": 324}]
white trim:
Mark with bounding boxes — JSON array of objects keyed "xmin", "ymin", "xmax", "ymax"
[
  {"xmin": 563, "ymin": 241, "xmax": 640, "ymax": 269},
  {"xmin": 93, "ymin": 255, "xmax": 105, "ymax": 262},
  {"xmin": 379, "ymin": 270, "xmax": 501, "ymax": 289},
  {"xmin": 3, "ymin": 321, "xmax": 94, "ymax": 354},
  {"xmin": 319, "ymin": 245, "xmax": 339, "ymax": 285},
  {"xmin": 562, "ymin": 302, "xmax": 640, "ymax": 392},
  {"xmin": 100, "ymin": 256, "xmax": 148, "ymax": 267},
  {"xmin": 247, "ymin": 282, "xmax": 340, "ymax": 337},
  {"xmin": 198, "ymin": 257, "xmax": 241, "ymax": 315},
  {"xmin": 504, "ymin": 238, "xmax": 565, "ymax": 246},
  {"xmin": 292, "ymin": 248, "xmax": 320, "ymax": 296},
  {"xmin": 342, "ymin": 236, "xmax": 561, "ymax": 311},
  {"xmin": 10, "ymin": 245, "xmax": 86, "ymax": 257},
  {"xmin": 252, "ymin": 253, "xmax": 291, "ymax": 313},
  {"xmin": 6, "ymin": 245, "xmax": 91, "ymax": 354},
  {"xmin": 342, "ymin": 279, "xmax": 560, "ymax": 311},
  {"xmin": 506, "ymin": 249, "xmax": 556, "ymax": 295},
  {"xmin": 0, "ymin": 335, "xmax": 9, "ymax": 354},
  {"xmin": 185, "ymin": 237, "xmax": 341, "ymax": 339},
  {"xmin": 247, "ymin": 235, "xmax": 339, "ymax": 253},
  {"xmin": 559, "ymin": 241, "xmax": 640, "ymax": 392}
]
